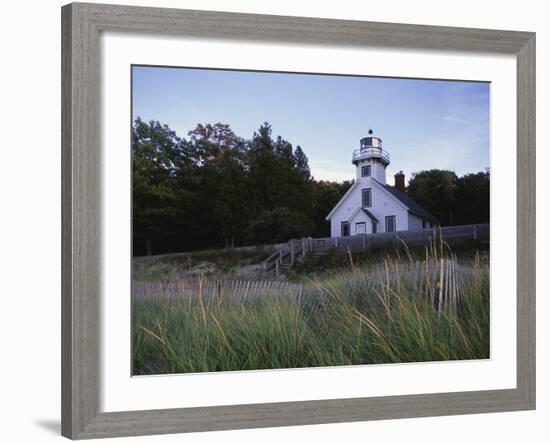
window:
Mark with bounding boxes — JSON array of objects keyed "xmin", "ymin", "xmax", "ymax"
[
  {"xmin": 362, "ymin": 188, "xmax": 372, "ymax": 208},
  {"xmin": 361, "ymin": 165, "xmax": 371, "ymax": 177},
  {"xmin": 422, "ymin": 219, "xmax": 426, "ymax": 229},
  {"xmin": 385, "ymin": 215, "xmax": 396, "ymax": 233},
  {"xmin": 355, "ymin": 222, "xmax": 366, "ymax": 235},
  {"xmin": 341, "ymin": 221, "xmax": 350, "ymax": 237}
]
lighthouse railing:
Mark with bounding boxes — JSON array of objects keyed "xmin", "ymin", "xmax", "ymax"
[{"xmin": 352, "ymin": 147, "xmax": 390, "ymax": 163}]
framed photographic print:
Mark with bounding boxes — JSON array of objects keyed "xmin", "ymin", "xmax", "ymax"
[{"xmin": 61, "ymin": 2, "xmax": 536, "ymax": 439}]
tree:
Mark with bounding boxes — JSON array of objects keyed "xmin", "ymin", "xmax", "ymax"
[
  {"xmin": 274, "ymin": 135, "xmax": 294, "ymax": 165},
  {"xmin": 187, "ymin": 122, "xmax": 241, "ymax": 164},
  {"xmin": 187, "ymin": 122, "xmax": 250, "ymax": 248},
  {"xmin": 407, "ymin": 169, "xmax": 458, "ymax": 226},
  {"xmin": 454, "ymin": 169, "xmax": 490, "ymax": 225},
  {"xmin": 293, "ymin": 145, "xmax": 311, "ymax": 181},
  {"xmin": 245, "ymin": 123, "xmax": 316, "ymax": 231},
  {"xmin": 244, "ymin": 208, "xmax": 314, "ymax": 244},
  {"xmin": 132, "ymin": 118, "xmax": 188, "ymax": 255},
  {"xmin": 245, "ymin": 123, "xmax": 279, "ymax": 212},
  {"xmin": 133, "ymin": 117, "xmax": 491, "ymax": 256},
  {"xmin": 310, "ymin": 180, "xmax": 353, "ymax": 237},
  {"xmin": 132, "ymin": 117, "xmax": 192, "ymax": 173}
]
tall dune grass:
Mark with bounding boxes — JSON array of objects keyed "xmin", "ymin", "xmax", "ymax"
[{"xmin": 133, "ymin": 244, "xmax": 489, "ymax": 375}]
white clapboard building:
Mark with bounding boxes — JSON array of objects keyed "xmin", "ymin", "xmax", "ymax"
[{"xmin": 326, "ymin": 131, "xmax": 438, "ymax": 238}]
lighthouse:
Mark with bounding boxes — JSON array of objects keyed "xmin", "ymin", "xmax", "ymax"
[
  {"xmin": 351, "ymin": 129, "xmax": 390, "ymax": 184},
  {"xmin": 326, "ymin": 130, "xmax": 438, "ymax": 237}
]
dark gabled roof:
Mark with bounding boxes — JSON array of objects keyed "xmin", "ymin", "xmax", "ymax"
[
  {"xmin": 360, "ymin": 208, "xmax": 379, "ymax": 223},
  {"xmin": 383, "ymin": 184, "xmax": 439, "ymax": 224}
]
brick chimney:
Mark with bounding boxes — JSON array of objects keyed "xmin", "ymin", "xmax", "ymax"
[{"xmin": 394, "ymin": 171, "xmax": 405, "ymax": 192}]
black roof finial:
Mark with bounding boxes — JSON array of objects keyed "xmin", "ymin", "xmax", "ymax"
[{"xmin": 368, "ymin": 129, "xmax": 374, "ymax": 135}]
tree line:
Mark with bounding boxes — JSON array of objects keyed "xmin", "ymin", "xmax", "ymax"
[
  {"xmin": 132, "ymin": 118, "xmax": 351, "ymax": 255},
  {"xmin": 407, "ymin": 168, "xmax": 490, "ymax": 227},
  {"xmin": 132, "ymin": 118, "xmax": 489, "ymax": 256}
]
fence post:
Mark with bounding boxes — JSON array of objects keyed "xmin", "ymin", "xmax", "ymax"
[
  {"xmin": 363, "ymin": 234, "xmax": 366, "ymax": 251},
  {"xmin": 302, "ymin": 238, "xmax": 306, "ymax": 258},
  {"xmin": 473, "ymin": 224, "xmax": 477, "ymax": 240},
  {"xmin": 438, "ymin": 258, "xmax": 444, "ymax": 319},
  {"xmin": 334, "ymin": 237, "xmax": 338, "ymax": 249},
  {"xmin": 290, "ymin": 240, "xmax": 295, "ymax": 266}
]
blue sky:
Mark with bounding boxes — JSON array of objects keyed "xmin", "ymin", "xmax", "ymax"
[{"xmin": 132, "ymin": 66, "xmax": 490, "ymax": 183}]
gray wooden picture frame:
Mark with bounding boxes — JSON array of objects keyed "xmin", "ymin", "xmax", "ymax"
[{"xmin": 61, "ymin": 2, "xmax": 536, "ymax": 439}]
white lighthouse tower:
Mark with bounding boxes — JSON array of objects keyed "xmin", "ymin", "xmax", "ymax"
[
  {"xmin": 326, "ymin": 129, "xmax": 438, "ymax": 237},
  {"xmin": 352, "ymin": 129, "xmax": 390, "ymax": 183}
]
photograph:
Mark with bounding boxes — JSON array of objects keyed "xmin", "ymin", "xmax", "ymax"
[
  {"xmin": 1, "ymin": 0, "xmax": 540, "ymax": 440},
  {"xmin": 131, "ymin": 66, "xmax": 491, "ymax": 376}
]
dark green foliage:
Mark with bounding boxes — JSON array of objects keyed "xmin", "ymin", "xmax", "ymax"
[
  {"xmin": 132, "ymin": 118, "xmax": 191, "ymax": 255},
  {"xmin": 407, "ymin": 168, "xmax": 490, "ymax": 226},
  {"xmin": 246, "ymin": 123, "xmax": 313, "ymax": 216},
  {"xmin": 133, "ymin": 119, "xmax": 490, "ymax": 256},
  {"xmin": 310, "ymin": 180, "xmax": 353, "ymax": 237},
  {"xmin": 293, "ymin": 145, "xmax": 311, "ymax": 180},
  {"xmin": 454, "ymin": 170, "xmax": 490, "ymax": 225},
  {"xmin": 244, "ymin": 208, "xmax": 314, "ymax": 244},
  {"xmin": 187, "ymin": 123, "xmax": 250, "ymax": 248},
  {"xmin": 132, "ymin": 119, "xmax": 349, "ymax": 255},
  {"xmin": 407, "ymin": 169, "xmax": 458, "ymax": 226}
]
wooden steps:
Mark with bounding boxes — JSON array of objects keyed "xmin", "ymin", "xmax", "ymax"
[{"xmin": 261, "ymin": 223, "xmax": 489, "ymax": 276}]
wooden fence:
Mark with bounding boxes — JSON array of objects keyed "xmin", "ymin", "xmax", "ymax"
[
  {"xmin": 133, "ymin": 255, "xmax": 487, "ymax": 318},
  {"xmin": 132, "ymin": 278, "xmax": 304, "ymax": 306},
  {"xmin": 263, "ymin": 223, "xmax": 489, "ymax": 275},
  {"xmin": 304, "ymin": 223, "xmax": 489, "ymax": 255}
]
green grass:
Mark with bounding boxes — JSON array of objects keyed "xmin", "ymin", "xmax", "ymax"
[
  {"xmin": 132, "ymin": 246, "xmax": 490, "ymax": 375},
  {"xmin": 288, "ymin": 237, "xmax": 489, "ymax": 281},
  {"xmin": 133, "ymin": 245, "xmax": 275, "ymax": 281}
]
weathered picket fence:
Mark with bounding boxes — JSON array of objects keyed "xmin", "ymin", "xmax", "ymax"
[
  {"xmin": 133, "ymin": 255, "xmax": 486, "ymax": 318},
  {"xmin": 348, "ymin": 256, "xmax": 485, "ymax": 318},
  {"xmin": 132, "ymin": 278, "xmax": 304, "ymax": 306}
]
